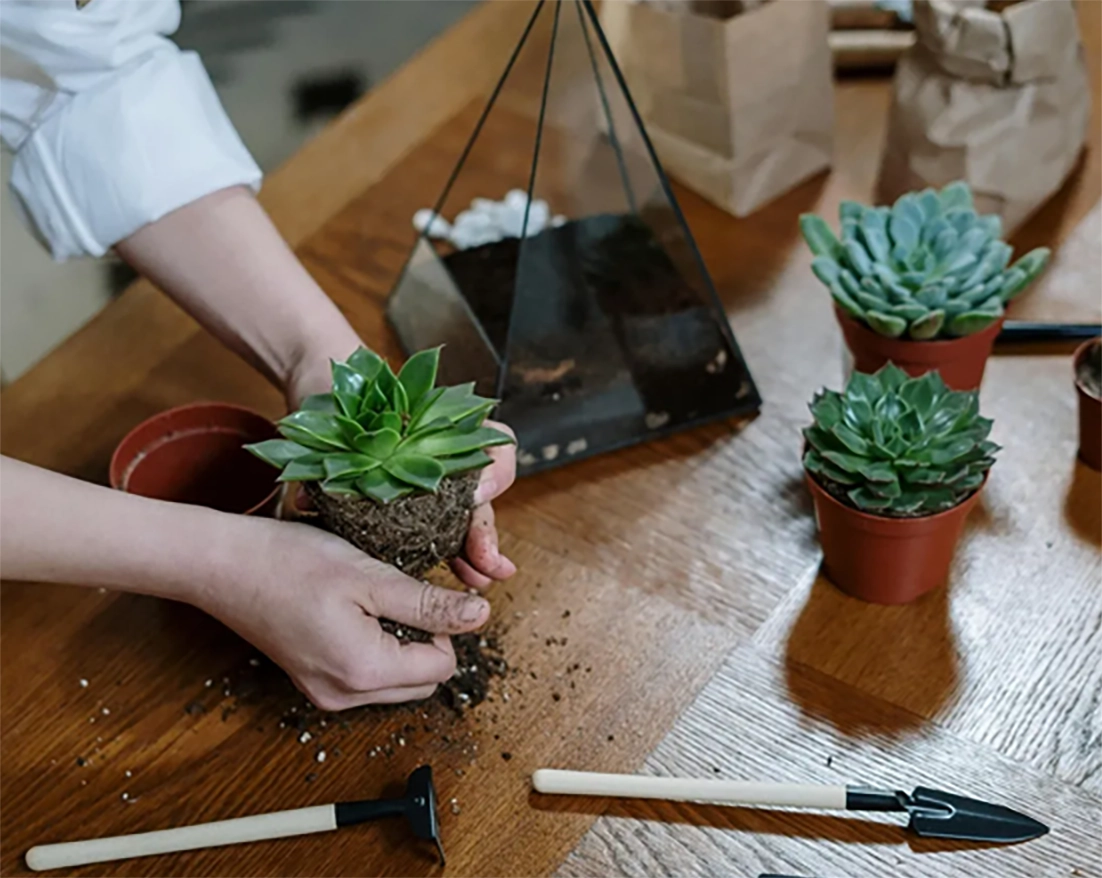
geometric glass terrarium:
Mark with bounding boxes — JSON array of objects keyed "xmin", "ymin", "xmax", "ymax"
[{"xmin": 387, "ymin": 0, "xmax": 760, "ymax": 476}]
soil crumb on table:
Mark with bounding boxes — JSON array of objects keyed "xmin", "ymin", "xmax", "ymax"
[{"xmin": 185, "ymin": 622, "xmax": 511, "ymax": 766}]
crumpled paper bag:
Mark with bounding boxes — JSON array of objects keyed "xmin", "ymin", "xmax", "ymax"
[
  {"xmin": 877, "ymin": 0, "xmax": 1091, "ymax": 231},
  {"xmin": 601, "ymin": 0, "xmax": 834, "ymax": 218}
]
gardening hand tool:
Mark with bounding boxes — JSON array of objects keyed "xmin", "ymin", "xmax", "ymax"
[
  {"xmin": 532, "ymin": 769, "xmax": 1048, "ymax": 844},
  {"xmin": 26, "ymin": 765, "xmax": 443, "ymax": 872},
  {"xmin": 996, "ymin": 321, "xmax": 1102, "ymax": 344}
]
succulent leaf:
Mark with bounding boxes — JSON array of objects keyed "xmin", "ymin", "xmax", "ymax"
[
  {"xmin": 279, "ymin": 459, "xmax": 326, "ymax": 482},
  {"xmin": 348, "ymin": 348, "xmax": 384, "ymax": 381},
  {"xmin": 800, "ymin": 182, "xmax": 1047, "ymax": 339},
  {"xmin": 908, "ymin": 309, "xmax": 945, "ymax": 340},
  {"xmin": 354, "ymin": 469, "xmax": 414, "ymax": 504},
  {"xmin": 300, "ymin": 394, "xmax": 339, "ymax": 414},
  {"xmin": 246, "ymin": 346, "xmax": 513, "ymax": 503},
  {"xmin": 383, "ymin": 454, "xmax": 445, "ymax": 492},
  {"xmin": 799, "ymin": 214, "xmax": 843, "ymax": 259},
  {"xmin": 947, "ymin": 311, "xmax": 1000, "ymax": 337},
  {"xmin": 397, "ymin": 347, "xmax": 441, "ymax": 409},
  {"xmin": 866, "ymin": 311, "xmax": 907, "ymax": 338},
  {"xmin": 811, "ymin": 256, "xmax": 841, "ymax": 287},
  {"xmin": 324, "ymin": 453, "xmax": 380, "ymax": 480},
  {"xmin": 804, "ymin": 364, "xmax": 996, "ymax": 516},
  {"xmin": 246, "ymin": 439, "xmax": 316, "ymax": 467}
]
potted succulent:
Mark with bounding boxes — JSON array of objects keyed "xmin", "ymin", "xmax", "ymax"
[
  {"xmin": 803, "ymin": 363, "xmax": 998, "ymax": 604},
  {"xmin": 800, "ymin": 181, "xmax": 1050, "ymax": 390},
  {"xmin": 1074, "ymin": 338, "xmax": 1101, "ymax": 471},
  {"xmin": 246, "ymin": 346, "xmax": 514, "ymax": 578}
]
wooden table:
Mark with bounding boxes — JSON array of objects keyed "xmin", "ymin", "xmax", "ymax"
[{"xmin": 3, "ymin": 3, "xmax": 1100, "ymax": 876}]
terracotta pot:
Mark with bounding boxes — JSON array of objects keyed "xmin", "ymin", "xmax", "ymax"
[
  {"xmin": 805, "ymin": 472, "xmax": 983, "ymax": 604},
  {"xmin": 1073, "ymin": 338, "xmax": 1102, "ymax": 471},
  {"xmin": 110, "ymin": 403, "xmax": 280, "ymax": 516},
  {"xmin": 835, "ymin": 306, "xmax": 1003, "ymax": 391}
]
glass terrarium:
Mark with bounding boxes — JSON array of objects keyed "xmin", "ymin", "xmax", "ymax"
[{"xmin": 387, "ymin": 0, "xmax": 760, "ymax": 476}]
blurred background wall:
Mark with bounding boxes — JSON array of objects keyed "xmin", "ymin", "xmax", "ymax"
[{"xmin": 0, "ymin": 0, "xmax": 477, "ymax": 383}]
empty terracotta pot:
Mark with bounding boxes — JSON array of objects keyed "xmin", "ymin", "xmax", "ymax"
[
  {"xmin": 1073, "ymin": 337, "xmax": 1102, "ymax": 471},
  {"xmin": 111, "ymin": 403, "xmax": 280, "ymax": 516},
  {"xmin": 806, "ymin": 472, "xmax": 983, "ymax": 604},
  {"xmin": 836, "ymin": 307, "xmax": 1003, "ymax": 391}
]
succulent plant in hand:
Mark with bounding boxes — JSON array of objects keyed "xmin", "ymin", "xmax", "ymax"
[
  {"xmin": 247, "ymin": 346, "xmax": 512, "ymax": 503},
  {"xmin": 803, "ymin": 363, "xmax": 998, "ymax": 517},
  {"xmin": 247, "ymin": 346, "xmax": 514, "ymax": 581},
  {"xmin": 800, "ymin": 181, "xmax": 1049, "ymax": 340}
]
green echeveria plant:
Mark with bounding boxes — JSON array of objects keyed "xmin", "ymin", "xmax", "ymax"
[
  {"xmin": 246, "ymin": 346, "xmax": 513, "ymax": 503},
  {"xmin": 803, "ymin": 363, "xmax": 998, "ymax": 517},
  {"xmin": 800, "ymin": 181, "xmax": 1050, "ymax": 340}
]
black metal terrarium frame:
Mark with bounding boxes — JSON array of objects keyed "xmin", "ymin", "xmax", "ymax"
[{"xmin": 387, "ymin": 0, "xmax": 761, "ymax": 476}]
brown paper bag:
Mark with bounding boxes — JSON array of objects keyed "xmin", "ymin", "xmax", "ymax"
[
  {"xmin": 877, "ymin": 0, "xmax": 1091, "ymax": 231},
  {"xmin": 600, "ymin": 0, "xmax": 834, "ymax": 218}
]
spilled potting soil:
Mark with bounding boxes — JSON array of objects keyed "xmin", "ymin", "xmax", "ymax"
[{"xmin": 181, "ymin": 625, "xmax": 512, "ymax": 765}]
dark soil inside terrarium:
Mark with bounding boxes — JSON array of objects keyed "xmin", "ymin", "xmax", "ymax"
[
  {"xmin": 304, "ymin": 470, "xmax": 479, "ymax": 579},
  {"xmin": 443, "ymin": 214, "xmax": 737, "ymax": 419},
  {"xmin": 1076, "ymin": 341, "xmax": 1102, "ymax": 399}
]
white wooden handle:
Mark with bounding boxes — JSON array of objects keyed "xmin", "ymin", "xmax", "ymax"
[
  {"xmin": 25, "ymin": 804, "xmax": 337, "ymax": 871},
  {"xmin": 532, "ymin": 770, "xmax": 847, "ymax": 810}
]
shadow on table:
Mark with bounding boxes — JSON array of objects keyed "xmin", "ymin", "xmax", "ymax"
[
  {"xmin": 782, "ymin": 575, "xmax": 959, "ymax": 737},
  {"xmin": 1065, "ymin": 460, "xmax": 1101, "ymax": 546}
]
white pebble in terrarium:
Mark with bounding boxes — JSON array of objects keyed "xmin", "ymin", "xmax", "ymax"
[
  {"xmin": 412, "ymin": 208, "xmax": 452, "ymax": 239},
  {"xmin": 412, "ymin": 191, "xmax": 565, "ymax": 250}
]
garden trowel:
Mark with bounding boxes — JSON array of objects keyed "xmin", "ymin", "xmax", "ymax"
[{"xmin": 532, "ymin": 769, "xmax": 1049, "ymax": 844}]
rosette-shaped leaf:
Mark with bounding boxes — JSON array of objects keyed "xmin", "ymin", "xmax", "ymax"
[
  {"xmin": 803, "ymin": 363, "xmax": 998, "ymax": 516},
  {"xmin": 800, "ymin": 181, "xmax": 1049, "ymax": 339},
  {"xmin": 246, "ymin": 346, "xmax": 513, "ymax": 503}
]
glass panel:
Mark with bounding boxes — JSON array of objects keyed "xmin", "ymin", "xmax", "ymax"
[{"xmin": 388, "ymin": 0, "xmax": 760, "ymax": 475}]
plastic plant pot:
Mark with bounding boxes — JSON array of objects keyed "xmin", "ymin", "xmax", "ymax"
[
  {"xmin": 1073, "ymin": 337, "xmax": 1102, "ymax": 471},
  {"xmin": 110, "ymin": 403, "xmax": 280, "ymax": 516},
  {"xmin": 835, "ymin": 306, "xmax": 1003, "ymax": 391},
  {"xmin": 806, "ymin": 472, "xmax": 984, "ymax": 605}
]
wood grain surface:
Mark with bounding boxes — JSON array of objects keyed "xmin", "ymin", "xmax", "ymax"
[{"xmin": 2, "ymin": 1, "xmax": 1100, "ymax": 876}]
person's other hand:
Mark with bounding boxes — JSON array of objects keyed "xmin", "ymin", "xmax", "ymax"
[
  {"xmin": 450, "ymin": 419, "xmax": 517, "ymax": 589},
  {"xmin": 198, "ymin": 517, "xmax": 491, "ymax": 710}
]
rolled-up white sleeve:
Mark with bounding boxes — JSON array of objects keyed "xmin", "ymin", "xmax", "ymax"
[{"xmin": 0, "ymin": 0, "xmax": 262, "ymax": 261}]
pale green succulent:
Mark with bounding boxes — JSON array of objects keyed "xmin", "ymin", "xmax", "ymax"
[
  {"xmin": 800, "ymin": 181, "xmax": 1050, "ymax": 340},
  {"xmin": 246, "ymin": 346, "xmax": 512, "ymax": 503},
  {"xmin": 804, "ymin": 363, "xmax": 998, "ymax": 517}
]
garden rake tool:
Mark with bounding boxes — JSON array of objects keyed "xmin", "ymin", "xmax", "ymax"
[{"xmin": 26, "ymin": 765, "xmax": 444, "ymax": 871}]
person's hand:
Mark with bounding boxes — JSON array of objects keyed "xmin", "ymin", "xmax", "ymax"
[
  {"xmin": 450, "ymin": 419, "xmax": 517, "ymax": 589},
  {"xmin": 196, "ymin": 516, "xmax": 491, "ymax": 710}
]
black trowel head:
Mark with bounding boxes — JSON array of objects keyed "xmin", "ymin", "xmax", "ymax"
[
  {"xmin": 404, "ymin": 766, "xmax": 445, "ymax": 864},
  {"xmin": 905, "ymin": 787, "xmax": 1049, "ymax": 844}
]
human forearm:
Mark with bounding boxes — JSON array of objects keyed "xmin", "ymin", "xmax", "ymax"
[
  {"xmin": 0, "ymin": 456, "xmax": 237, "ymax": 604},
  {"xmin": 0, "ymin": 455, "xmax": 494, "ymax": 710},
  {"xmin": 115, "ymin": 186, "xmax": 360, "ymax": 403}
]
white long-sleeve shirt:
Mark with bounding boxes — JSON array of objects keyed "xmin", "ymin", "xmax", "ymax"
[{"xmin": 0, "ymin": 0, "xmax": 261, "ymax": 260}]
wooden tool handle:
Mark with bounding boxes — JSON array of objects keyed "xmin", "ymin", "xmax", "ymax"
[
  {"xmin": 25, "ymin": 804, "xmax": 336, "ymax": 871},
  {"xmin": 532, "ymin": 770, "xmax": 847, "ymax": 810}
]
